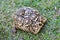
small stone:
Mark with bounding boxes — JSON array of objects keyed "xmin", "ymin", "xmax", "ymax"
[{"xmin": 19, "ymin": 37, "xmax": 24, "ymax": 40}]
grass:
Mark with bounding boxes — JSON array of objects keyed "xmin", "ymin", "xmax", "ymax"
[{"xmin": 0, "ymin": 0, "xmax": 60, "ymax": 40}]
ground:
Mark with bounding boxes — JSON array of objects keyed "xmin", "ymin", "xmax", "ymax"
[{"xmin": 0, "ymin": 0, "xmax": 60, "ymax": 40}]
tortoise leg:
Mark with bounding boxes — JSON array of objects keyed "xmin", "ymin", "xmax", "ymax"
[
  {"xmin": 12, "ymin": 27, "xmax": 17, "ymax": 34},
  {"xmin": 12, "ymin": 23, "xmax": 18, "ymax": 34}
]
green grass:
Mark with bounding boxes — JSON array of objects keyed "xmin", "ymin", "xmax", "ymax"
[{"xmin": 0, "ymin": 0, "xmax": 60, "ymax": 40}]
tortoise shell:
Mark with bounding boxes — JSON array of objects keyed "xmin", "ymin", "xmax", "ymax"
[{"xmin": 13, "ymin": 7, "xmax": 47, "ymax": 34}]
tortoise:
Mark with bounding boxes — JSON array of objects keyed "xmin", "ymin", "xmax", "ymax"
[{"xmin": 12, "ymin": 7, "xmax": 47, "ymax": 34}]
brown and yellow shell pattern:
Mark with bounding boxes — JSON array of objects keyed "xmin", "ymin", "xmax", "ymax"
[{"xmin": 13, "ymin": 7, "xmax": 47, "ymax": 34}]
